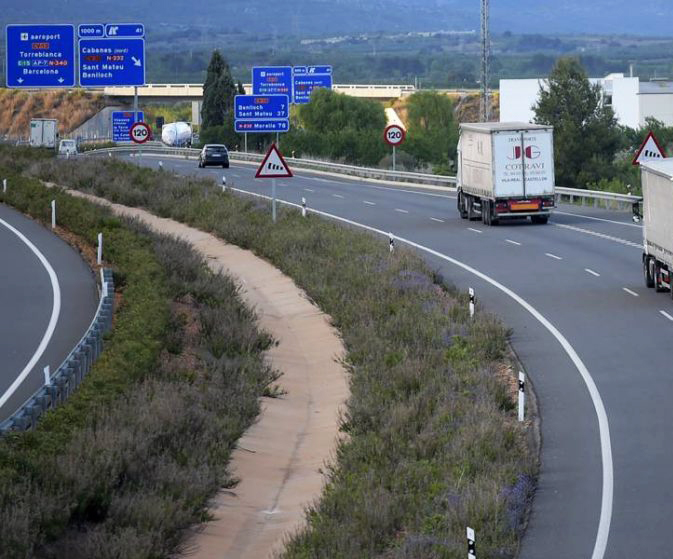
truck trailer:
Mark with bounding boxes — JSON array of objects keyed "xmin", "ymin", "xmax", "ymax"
[
  {"xmin": 457, "ymin": 122, "xmax": 555, "ymax": 225},
  {"xmin": 641, "ymin": 159, "xmax": 673, "ymax": 295},
  {"xmin": 30, "ymin": 119, "xmax": 58, "ymax": 149}
]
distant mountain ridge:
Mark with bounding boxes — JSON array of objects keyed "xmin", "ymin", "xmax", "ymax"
[{"xmin": 2, "ymin": 0, "xmax": 672, "ymax": 36}]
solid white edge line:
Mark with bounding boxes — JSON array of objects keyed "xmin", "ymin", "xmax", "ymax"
[
  {"xmin": 660, "ymin": 310, "xmax": 673, "ymax": 322},
  {"xmin": 546, "ymin": 252, "xmax": 563, "ymax": 260},
  {"xmin": 585, "ymin": 268, "xmax": 601, "ymax": 277},
  {"xmin": 0, "ymin": 218, "xmax": 62, "ymax": 410},
  {"xmin": 622, "ymin": 288, "xmax": 639, "ymax": 297},
  {"xmin": 506, "ymin": 239, "xmax": 521, "ymax": 246},
  {"xmin": 231, "ymin": 186, "xmax": 613, "ymax": 559}
]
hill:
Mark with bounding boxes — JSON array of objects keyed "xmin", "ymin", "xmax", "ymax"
[{"xmin": 1, "ymin": 0, "xmax": 672, "ymax": 36}]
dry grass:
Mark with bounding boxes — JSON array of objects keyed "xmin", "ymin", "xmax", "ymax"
[{"xmin": 0, "ymin": 89, "xmax": 108, "ymax": 139}]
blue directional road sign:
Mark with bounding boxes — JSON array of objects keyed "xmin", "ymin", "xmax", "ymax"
[
  {"xmin": 235, "ymin": 120, "xmax": 290, "ymax": 133},
  {"xmin": 78, "ymin": 24, "xmax": 105, "ymax": 38},
  {"xmin": 112, "ymin": 110, "xmax": 144, "ymax": 143},
  {"xmin": 79, "ymin": 38, "xmax": 145, "ymax": 86},
  {"xmin": 252, "ymin": 66, "xmax": 292, "ymax": 96},
  {"xmin": 235, "ymin": 95, "xmax": 289, "ymax": 120},
  {"xmin": 105, "ymin": 23, "xmax": 145, "ymax": 38},
  {"xmin": 6, "ymin": 24, "xmax": 75, "ymax": 88},
  {"xmin": 293, "ymin": 65, "xmax": 333, "ymax": 104}
]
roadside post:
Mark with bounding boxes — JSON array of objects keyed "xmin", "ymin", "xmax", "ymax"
[
  {"xmin": 2, "ymin": 179, "xmax": 6, "ymax": 193},
  {"xmin": 384, "ymin": 124, "xmax": 406, "ymax": 172},
  {"xmin": 51, "ymin": 200, "xmax": 56, "ymax": 229},
  {"xmin": 43, "ymin": 366, "xmax": 50, "ymax": 386},
  {"xmin": 255, "ymin": 143, "xmax": 293, "ymax": 223},
  {"xmin": 389, "ymin": 233, "xmax": 395, "ymax": 254},
  {"xmin": 301, "ymin": 197, "xmax": 307, "ymax": 217},
  {"xmin": 518, "ymin": 372, "xmax": 526, "ymax": 422},
  {"xmin": 467, "ymin": 527, "xmax": 477, "ymax": 558},
  {"xmin": 469, "ymin": 288, "xmax": 475, "ymax": 318}
]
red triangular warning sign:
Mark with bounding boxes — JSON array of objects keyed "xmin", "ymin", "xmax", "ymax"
[
  {"xmin": 633, "ymin": 131, "xmax": 667, "ymax": 166},
  {"xmin": 255, "ymin": 143, "xmax": 293, "ymax": 179}
]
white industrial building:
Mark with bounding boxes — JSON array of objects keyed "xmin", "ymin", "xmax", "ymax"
[{"xmin": 500, "ymin": 74, "xmax": 673, "ymax": 130}]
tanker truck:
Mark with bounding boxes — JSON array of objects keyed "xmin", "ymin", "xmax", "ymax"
[{"xmin": 161, "ymin": 122, "xmax": 192, "ymax": 147}]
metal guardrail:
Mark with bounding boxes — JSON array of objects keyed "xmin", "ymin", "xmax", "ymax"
[
  {"xmin": 0, "ymin": 269, "xmax": 115, "ymax": 435},
  {"xmin": 84, "ymin": 145, "xmax": 644, "ymax": 209}
]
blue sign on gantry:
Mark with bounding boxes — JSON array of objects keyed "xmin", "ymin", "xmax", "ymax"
[
  {"xmin": 293, "ymin": 66, "xmax": 333, "ymax": 104},
  {"xmin": 112, "ymin": 110, "xmax": 144, "ymax": 143},
  {"xmin": 79, "ymin": 37, "xmax": 145, "ymax": 86},
  {"xmin": 235, "ymin": 120, "xmax": 290, "ymax": 133},
  {"xmin": 6, "ymin": 24, "xmax": 75, "ymax": 88},
  {"xmin": 235, "ymin": 95, "xmax": 290, "ymax": 120},
  {"xmin": 105, "ymin": 23, "xmax": 145, "ymax": 38},
  {"xmin": 78, "ymin": 24, "xmax": 105, "ymax": 38},
  {"xmin": 252, "ymin": 66, "xmax": 292, "ymax": 96}
]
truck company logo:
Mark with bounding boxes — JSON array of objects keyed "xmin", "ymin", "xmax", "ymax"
[{"xmin": 508, "ymin": 145, "xmax": 541, "ymax": 160}]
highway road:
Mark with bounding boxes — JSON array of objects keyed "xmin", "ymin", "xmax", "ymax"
[
  {"xmin": 0, "ymin": 204, "xmax": 98, "ymax": 424},
  {"xmin": 123, "ymin": 154, "xmax": 669, "ymax": 559}
]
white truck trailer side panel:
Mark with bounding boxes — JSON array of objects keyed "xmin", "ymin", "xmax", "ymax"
[
  {"xmin": 459, "ymin": 129, "xmax": 495, "ymax": 196},
  {"xmin": 29, "ymin": 119, "xmax": 58, "ymax": 148},
  {"xmin": 492, "ymin": 129, "xmax": 555, "ymax": 198},
  {"xmin": 641, "ymin": 162, "xmax": 673, "ymax": 269}
]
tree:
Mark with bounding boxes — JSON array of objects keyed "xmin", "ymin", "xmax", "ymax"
[
  {"xmin": 403, "ymin": 91, "xmax": 459, "ymax": 171},
  {"xmin": 201, "ymin": 50, "xmax": 237, "ymax": 129},
  {"xmin": 533, "ymin": 57, "xmax": 622, "ymax": 187}
]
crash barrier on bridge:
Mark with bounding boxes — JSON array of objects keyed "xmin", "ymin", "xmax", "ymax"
[
  {"xmin": 84, "ymin": 146, "xmax": 644, "ymax": 210},
  {"xmin": 0, "ymin": 269, "xmax": 115, "ymax": 435}
]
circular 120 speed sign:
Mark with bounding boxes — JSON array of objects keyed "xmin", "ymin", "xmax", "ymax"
[
  {"xmin": 130, "ymin": 121, "xmax": 152, "ymax": 144},
  {"xmin": 384, "ymin": 124, "xmax": 406, "ymax": 147}
]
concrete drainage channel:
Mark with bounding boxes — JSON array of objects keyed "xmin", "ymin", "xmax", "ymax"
[{"xmin": 0, "ymin": 269, "xmax": 115, "ymax": 434}]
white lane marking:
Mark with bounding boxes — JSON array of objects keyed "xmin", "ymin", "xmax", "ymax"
[
  {"xmin": 546, "ymin": 252, "xmax": 563, "ymax": 260},
  {"xmin": 304, "ymin": 188, "xmax": 314, "ymax": 193},
  {"xmin": 506, "ymin": 239, "xmax": 521, "ymax": 246},
  {"xmin": 395, "ymin": 208, "xmax": 409, "ymax": 214},
  {"xmin": 363, "ymin": 200, "xmax": 376, "ymax": 206},
  {"xmin": 231, "ymin": 186, "xmax": 614, "ymax": 559},
  {"xmin": 623, "ymin": 288, "xmax": 639, "ymax": 297},
  {"xmin": 660, "ymin": 310, "xmax": 673, "ymax": 322},
  {"xmin": 0, "ymin": 218, "xmax": 62, "ymax": 410},
  {"xmin": 332, "ymin": 194, "xmax": 345, "ymax": 199},
  {"xmin": 468, "ymin": 227, "xmax": 483, "ymax": 234},
  {"xmin": 430, "ymin": 217, "xmax": 444, "ymax": 223},
  {"xmin": 554, "ymin": 223, "xmax": 641, "ymax": 249},
  {"xmin": 585, "ymin": 268, "xmax": 601, "ymax": 277},
  {"xmin": 555, "ymin": 210, "xmax": 641, "ymax": 228}
]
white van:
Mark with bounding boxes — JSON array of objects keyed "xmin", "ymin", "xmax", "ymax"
[{"xmin": 58, "ymin": 139, "xmax": 78, "ymax": 156}]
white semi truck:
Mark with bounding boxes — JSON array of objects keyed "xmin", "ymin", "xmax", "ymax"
[
  {"xmin": 457, "ymin": 122, "xmax": 556, "ymax": 225},
  {"xmin": 641, "ymin": 159, "xmax": 673, "ymax": 294},
  {"xmin": 30, "ymin": 119, "xmax": 58, "ymax": 149}
]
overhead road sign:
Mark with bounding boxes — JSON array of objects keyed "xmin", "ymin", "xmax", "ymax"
[
  {"xmin": 105, "ymin": 23, "xmax": 145, "ymax": 38},
  {"xmin": 235, "ymin": 95, "xmax": 289, "ymax": 120},
  {"xmin": 235, "ymin": 120, "xmax": 290, "ymax": 133},
  {"xmin": 633, "ymin": 131, "xmax": 666, "ymax": 166},
  {"xmin": 112, "ymin": 110, "xmax": 144, "ymax": 143},
  {"xmin": 252, "ymin": 66, "xmax": 292, "ymax": 96},
  {"xmin": 130, "ymin": 121, "xmax": 151, "ymax": 144},
  {"xmin": 293, "ymin": 65, "xmax": 333, "ymax": 104},
  {"xmin": 78, "ymin": 24, "xmax": 105, "ymax": 38},
  {"xmin": 79, "ymin": 37, "xmax": 145, "ymax": 86},
  {"xmin": 6, "ymin": 24, "xmax": 75, "ymax": 88}
]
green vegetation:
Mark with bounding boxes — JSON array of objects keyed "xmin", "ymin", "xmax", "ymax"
[
  {"xmin": 0, "ymin": 147, "xmax": 275, "ymax": 557},
  {"xmin": 283, "ymin": 88, "xmax": 387, "ymax": 166},
  {"xmin": 26, "ymin": 154, "xmax": 537, "ymax": 558}
]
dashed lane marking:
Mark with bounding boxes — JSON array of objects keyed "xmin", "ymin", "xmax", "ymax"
[
  {"xmin": 585, "ymin": 268, "xmax": 601, "ymax": 277},
  {"xmin": 430, "ymin": 217, "xmax": 444, "ymax": 223},
  {"xmin": 546, "ymin": 252, "xmax": 563, "ymax": 260},
  {"xmin": 506, "ymin": 239, "xmax": 521, "ymax": 246},
  {"xmin": 623, "ymin": 288, "xmax": 639, "ymax": 297},
  {"xmin": 363, "ymin": 201, "xmax": 376, "ymax": 206},
  {"xmin": 395, "ymin": 208, "xmax": 409, "ymax": 214},
  {"xmin": 468, "ymin": 227, "xmax": 483, "ymax": 234}
]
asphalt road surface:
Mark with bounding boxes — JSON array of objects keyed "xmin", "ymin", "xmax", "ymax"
[
  {"xmin": 122, "ymin": 153, "xmax": 669, "ymax": 559},
  {"xmin": 0, "ymin": 204, "xmax": 98, "ymax": 424}
]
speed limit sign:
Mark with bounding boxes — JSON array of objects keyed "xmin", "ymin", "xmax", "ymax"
[
  {"xmin": 384, "ymin": 124, "xmax": 406, "ymax": 146},
  {"xmin": 130, "ymin": 121, "xmax": 151, "ymax": 144}
]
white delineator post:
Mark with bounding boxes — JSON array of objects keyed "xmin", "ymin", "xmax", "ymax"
[
  {"xmin": 51, "ymin": 200, "xmax": 56, "ymax": 229},
  {"xmin": 2, "ymin": 178, "xmax": 6, "ymax": 193},
  {"xmin": 43, "ymin": 365, "xmax": 50, "ymax": 386},
  {"xmin": 221, "ymin": 176, "xmax": 227, "ymax": 192},
  {"xmin": 301, "ymin": 197, "xmax": 307, "ymax": 217},
  {"xmin": 469, "ymin": 287, "xmax": 476, "ymax": 318},
  {"xmin": 389, "ymin": 233, "xmax": 395, "ymax": 254},
  {"xmin": 159, "ymin": 161, "xmax": 163, "ymax": 170},
  {"xmin": 518, "ymin": 371, "xmax": 526, "ymax": 422},
  {"xmin": 467, "ymin": 526, "xmax": 477, "ymax": 559},
  {"xmin": 97, "ymin": 233, "xmax": 103, "ymax": 265}
]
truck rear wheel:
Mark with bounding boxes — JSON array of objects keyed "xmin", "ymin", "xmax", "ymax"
[
  {"xmin": 457, "ymin": 191, "xmax": 468, "ymax": 219},
  {"xmin": 643, "ymin": 256, "xmax": 655, "ymax": 288}
]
